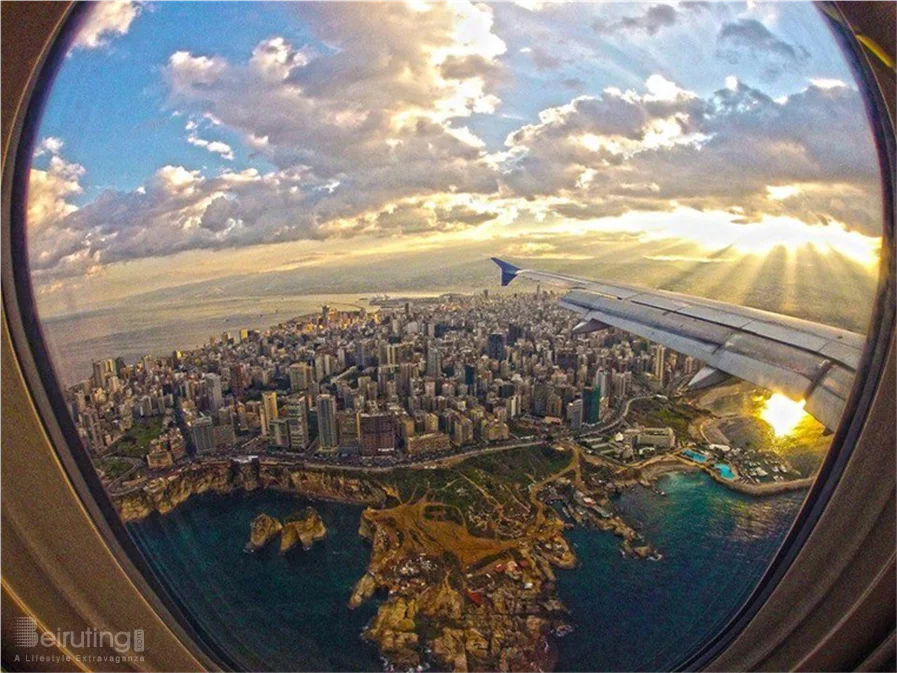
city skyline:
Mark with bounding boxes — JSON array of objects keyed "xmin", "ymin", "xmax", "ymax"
[
  {"xmin": 87, "ymin": 288, "xmax": 824, "ymax": 672},
  {"xmin": 74, "ymin": 287, "xmax": 822, "ymax": 480},
  {"xmin": 28, "ymin": 1, "xmax": 883, "ymax": 319}
]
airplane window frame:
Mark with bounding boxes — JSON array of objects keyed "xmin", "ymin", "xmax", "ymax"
[
  {"xmin": 1, "ymin": 4, "xmax": 239, "ymax": 671},
  {"xmin": 678, "ymin": 8, "xmax": 897, "ymax": 667},
  {"xmin": 1, "ymin": 2, "xmax": 893, "ymax": 672}
]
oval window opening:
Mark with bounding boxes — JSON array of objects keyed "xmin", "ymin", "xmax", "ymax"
[{"xmin": 18, "ymin": 2, "xmax": 888, "ymax": 671}]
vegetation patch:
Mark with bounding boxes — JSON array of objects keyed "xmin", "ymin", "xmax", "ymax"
[{"xmin": 108, "ymin": 419, "xmax": 164, "ymax": 458}]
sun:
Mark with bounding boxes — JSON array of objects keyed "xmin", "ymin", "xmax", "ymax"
[{"xmin": 760, "ymin": 393, "xmax": 808, "ymax": 437}]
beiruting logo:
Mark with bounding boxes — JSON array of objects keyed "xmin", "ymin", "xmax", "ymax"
[{"xmin": 15, "ymin": 616, "xmax": 145, "ymax": 654}]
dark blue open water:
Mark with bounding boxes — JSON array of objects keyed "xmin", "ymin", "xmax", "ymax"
[
  {"xmin": 554, "ymin": 472, "xmax": 804, "ymax": 671},
  {"xmin": 129, "ymin": 472, "xmax": 804, "ymax": 672},
  {"xmin": 129, "ymin": 492, "xmax": 382, "ymax": 671}
]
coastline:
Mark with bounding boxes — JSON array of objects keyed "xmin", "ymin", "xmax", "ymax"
[
  {"xmin": 636, "ymin": 455, "xmax": 700, "ymax": 481},
  {"xmin": 704, "ymin": 471, "xmax": 815, "ymax": 495},
  {"xmin": 117, "ymin": 448, "xmax": 814, "ymax": 525},
  {"xmin": 117, "ymin": 448, "xmax": 656, "ymax": 671},
  {"xmin": 114, "ymin": 459, "xmax": 388, "ymax": 523},
  {"xmin": 634, "ymin": 454, "xmax": 813, "ymax": 497},
  {"xmin": 119, "ymin": 448, "xmax": 809, "ymax": 672}
]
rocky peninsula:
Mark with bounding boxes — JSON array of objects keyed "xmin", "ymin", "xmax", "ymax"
[
  {"xmin": 349, "ymin": 498, "xmax": 577, "ymax": 672},
  {"xmin": 116, "ymin": 445, "xmax": 666, "ymax": 671}
]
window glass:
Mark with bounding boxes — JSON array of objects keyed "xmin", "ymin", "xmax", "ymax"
[{"xmin": 26, "ymin": 2, "xmax": 883, "ymax": 671}]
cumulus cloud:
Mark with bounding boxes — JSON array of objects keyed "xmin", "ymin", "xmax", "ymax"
[
  {"xmin": 716, "ymin": 19, "xmax": 809, "ymax": 79},
  {"xmin": 30, "ymin": 72, "xmax": 881, "ymax": 280},
  {"xmin": 497, "ymin": 77, "xmax": 881, "ymax": 235},
  {"xmin": 166, "ymin": 51, "xmax": 228, "ymax": 94},
  {"xmin": 29, "ymin": 3, "xmax": 881, "ymax": 282},
  {"xmin": 498, "ymin": 76, "xmax": 705, "ymax": 197},
  {"xmin": 156, "ymin": 2, "xmax": 508, "ymax": 227},
  {"xmin": 72, "ymin": 1, "xmax": 141, "ymax": 49},
  {"xmin": 185, "ymin": 118, "xmax": 234, "ymax": 160},
  {"xmin": 30, "ymin": 163, "xmax": 312, "ymax": 280},
  {"xmin": 34, "ymin": 136, "xmax": 64, "ymax": 157},
  {"xmin": 28, "ymin": 140, "xmax": 84, "ymax": 232},
  {"xmin": 590, "ymin": 2, "xmax": 719, "ymax": 37},
  {"xmin": 249, "ymin": 37, "xmax": 310, "ymax": 81}
]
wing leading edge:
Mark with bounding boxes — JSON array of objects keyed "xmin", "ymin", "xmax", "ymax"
[{"xmin": 491, "ymin": 257, "xmax": 865, "ymax": 431}]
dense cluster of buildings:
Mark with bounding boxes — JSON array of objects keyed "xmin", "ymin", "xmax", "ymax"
[{"xmin": 67, "ymin": 291, "xmax": 704, "ymax": 475}]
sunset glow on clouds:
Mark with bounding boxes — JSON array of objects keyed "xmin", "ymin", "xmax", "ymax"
[{"xmin": 28, "ymin": 1, "xmax": 883, "ymax": 303}]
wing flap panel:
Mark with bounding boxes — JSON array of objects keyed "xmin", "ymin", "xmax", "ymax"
[
  {"xmin": 630, "ymin": 294, "xmax": 692, "ymax": 311},
  {"xmin": 723, "ymin": 333, "xmax": 830, "ymax": 383},
  {"xmin": 741, "ymin": 320, "xmax": 831, "ymax": 353},
  {"xmin": 818, "ymin": 364, "xmax": 855, "ymax": 401},
  {"xmin": 806, "ymin": 385, "xmax": 847, "ymax": 433},
  {"xmin": 819, "ymin": 340, "xmax": 864, "ymax": 369},
  {"xmin": 677, "ymin": 305, "xmax": 753, "ymax": 329},
  {"xmin": 564, "ymin": 290, "xmax": 735, "ymax": 345}
]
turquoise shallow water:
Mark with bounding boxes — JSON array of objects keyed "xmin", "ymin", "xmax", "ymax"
[
  {"xmin": 129, "ymin": 472, "xmax": 804, "ymax": 672},
  {"xmin": 714, "ymin": 463, "xmax": 736, "ymax": 480},
  {"xmin": 554, "ymin": 471, "xmax": 804, "ymax": 671}
]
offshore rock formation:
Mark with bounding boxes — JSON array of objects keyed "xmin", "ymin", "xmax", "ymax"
[
  {"xmin": 118, "ymin": 445, "xmax": 661, "ymax": 672},
  {"xmin": 243, "ymin": 508, "xmax": 328, "ymax": 553},
  {"xmin": 244, "ymin": 513, "xmax": 283, "ymax": 552},
  {"xmin": 113, "ymin": 458, "xmax": 387, "ymax": 522},
  {"xmin": 280, "ymin": 507, "xmax": 327, "ymax": 552}
]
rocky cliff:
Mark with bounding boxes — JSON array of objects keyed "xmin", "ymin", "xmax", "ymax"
[
  {"xmin": 113, "ymin": 459, "xmax": 387, "ymax": 522},
  {"xmin": 348, "ymin": 503, "xmax": 576, "ymax": 672}
]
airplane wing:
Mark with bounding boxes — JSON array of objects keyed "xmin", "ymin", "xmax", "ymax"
[{"xmin": 491, "ymin": 257, "xmax": 865, "ymax": 431}]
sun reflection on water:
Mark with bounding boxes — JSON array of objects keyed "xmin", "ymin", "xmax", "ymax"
[{"xmin": 760, "ymin": 393, "xmax": 808, "ymax": 437}]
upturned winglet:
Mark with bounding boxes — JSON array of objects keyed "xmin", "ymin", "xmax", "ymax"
[{"xmin": 491, "ymin": 257, "xmax": 521, "ymax": 286}]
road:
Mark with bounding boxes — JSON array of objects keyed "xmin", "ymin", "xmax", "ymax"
[
  {"xmin": 107, "ymin": 391, "xmax": 663, "ymax": 494},
  {"xmin": 104, "ymin": 457, "xmax": 145, "ymax": 489},
  {"xmin": 258, "ymin": 438, "xmax": 547, "ymax": 473},
  {"xmin": 108, "ymin": 437, "xmax": 547, "ymax": 493},
  {"xmin": 578, "ymin": 394, "xmax": 656, "ymax": 438}
]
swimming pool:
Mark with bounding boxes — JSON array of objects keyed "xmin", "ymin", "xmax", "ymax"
[
  {"xmin": 682, "ymin": 449, "xmax": 708, "ymax": 463},
  {"xmin": 714, "ymin": 463, "xmax": 736, "ymax": 480}
]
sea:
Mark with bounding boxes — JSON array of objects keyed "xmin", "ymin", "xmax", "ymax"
[
  {"xmin": 42, "ymin": 274, "xmax": 822, "ymax": 669},
  {"xmin": 128, "ymin": 471, "xmax": 805, "ymax": 672},
  {"xmin": 39, "ymin": 293, "xmax": 379, "ymax": 386}
]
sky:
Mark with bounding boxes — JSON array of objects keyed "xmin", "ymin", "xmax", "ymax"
[{"xmin": 27, "ymin": 1, "xmax": 884, "ymax": 318}]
